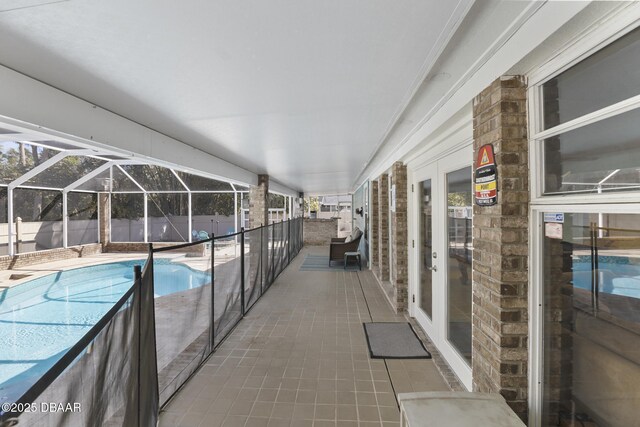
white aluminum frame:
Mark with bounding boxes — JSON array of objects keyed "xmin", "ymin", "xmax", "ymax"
[
  {"xmin": 526, "ymin": 6, "xmax": 640, "ymax": 426},
  {"xmin": 1, "ymin": 139, "xmax": 251, "ymax": 254},
  {"xmin": 408, "ymin": 141, "xmax": 474, "ymax": 390},
  {"xmin": 528, "ymin": 203, "xmax": 640, "ymax": 427}
]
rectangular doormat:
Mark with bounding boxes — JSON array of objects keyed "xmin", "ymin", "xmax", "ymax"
[
  {"xmin": 299, "ymin": 254, "xmax": 349, "ymax": 271},
  {"xmin": 363, "ymin": 322, "xmax": 432, "ymax": 359}
]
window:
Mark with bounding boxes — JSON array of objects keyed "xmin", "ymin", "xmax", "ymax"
[
  {"xmin": 536, "ymin": 26, "xmax": 640, "ymax": 197},
  {"xmin": 531, "ymin": 20, "xmax": 640, "ymax": 427}
]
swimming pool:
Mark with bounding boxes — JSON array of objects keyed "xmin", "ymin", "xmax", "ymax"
[
  {"xmin": 573, "ymin": 256, "xmax": 640, "ymax": 299},
  {"xmin": 0, "ymin": 259, "xmax": 210, "ymax": 405}
]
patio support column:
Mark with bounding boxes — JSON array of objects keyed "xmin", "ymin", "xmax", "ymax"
[
  {"xmin": 249, "ymin": 174, "xmax": 269, "ymax": 230},
  {"xmin": 98, "ymin": 192, "xmax": 111, "ymax": 249},
  {"xmin": 378, "ymin": 174, "xmax": 390, "ymax": 282},
  {"xmin": 471, "ymin": 76, "xmax": 529, "ymax": 421},
  {"xmin": 249, "ymin": 174, "xmax": 269, "ymax": 291},
  {"xmin": 370, "ymin": 180, "xmax": 379, "ymax": 276},
  {"xmin": 390, "ymin": 162, "xmax": 409, "ymax": 312}
]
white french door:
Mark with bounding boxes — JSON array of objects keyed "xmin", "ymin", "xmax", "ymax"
[{"xmin": 410, "ymin": 145, "xmax": 473, "ymax": 389}]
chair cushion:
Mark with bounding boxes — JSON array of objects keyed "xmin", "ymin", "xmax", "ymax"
[{"xmin": 344, "ymin": 228, "xmax": 361, "ymax": 243}]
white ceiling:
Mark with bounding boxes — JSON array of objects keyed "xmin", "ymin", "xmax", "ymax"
[{"xmin": 0, "ymin": 0, "xmax": 472, "ymax": 194}]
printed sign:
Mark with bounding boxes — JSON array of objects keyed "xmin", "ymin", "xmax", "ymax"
[
  {"xmin": 543, "ymin": 213, "xmax": 564, "ymax": 223},
  {"xmin": 545, "ymin": 222, "xmax": 563, "ymax": 239},
  {"xmin": 475, "ymin": 144, "xmax": 497, "ymax": 206}
]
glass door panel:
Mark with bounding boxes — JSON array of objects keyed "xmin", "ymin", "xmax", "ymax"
[
  {"xmin": 419, "ymin": 179, "xmax": 433, "ymax": 319},
  {"xmin": 542, "ymin": 212, "xmax": 640, "ymax": 427},
  {"xmin": 446, "ymin": 166, "xmax": 473, "ymax": 363}
]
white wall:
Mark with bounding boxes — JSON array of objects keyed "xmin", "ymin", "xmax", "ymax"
[
  {"xmin": 0, "ymin": 219, "xmax": 98, "ymax": 254},
  {"xmin": 110, "ymin": 214, "xmax": 237, "ymax": 243}
]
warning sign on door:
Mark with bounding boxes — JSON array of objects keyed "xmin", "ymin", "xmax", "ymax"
[{"xmin": 475, "ymin": 144, "xmax": 497, "ymax": 206}]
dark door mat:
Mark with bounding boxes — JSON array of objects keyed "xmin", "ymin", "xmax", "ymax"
[
  {"xmin": 299, "ymin": 254, "xmax": 345, "ymax": 271},
  {"xmin": 363, "ymin": 322, "xmax": 432, "ymax": 359}
]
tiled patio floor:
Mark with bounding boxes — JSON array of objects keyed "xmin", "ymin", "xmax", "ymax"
[{"xmin": 160, "ymin": 246, "xmax": 451, "ymax": 427}]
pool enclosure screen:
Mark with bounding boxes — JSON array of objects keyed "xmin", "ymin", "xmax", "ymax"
[{"xmin": 0, "ymin": 139, "xmax": 303, "ymax": 256}]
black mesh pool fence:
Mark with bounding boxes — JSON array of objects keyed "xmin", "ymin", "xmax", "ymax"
[
  {"xmin": 0, "ymin": 262, "xmax": 159, "ymax": 427},
  {"xmin": 0, "ymin": 218, "xmax": 304, "ymax": 427}
]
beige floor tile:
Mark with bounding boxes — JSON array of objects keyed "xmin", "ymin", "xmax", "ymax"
[
  {"xmin": 336, "ymin": 405, "xmax": 358, "ymax": 421},
  {"xmin": 252, "ymin": 402, "xmax": 275, "ymax": 418},
  {"xmin": 221, "ymin": 415, "xmax": 247, "ymax": 427},
  {"xmin": 358, "ymin": 406, "xmax": 381, "ymax": 423},
  {"xmin": 315, "ymin": 404, "xmax": 336, "ymax": 420},
  {"xmin": 267, "ymin": 418, "xmax": 292, "ymax": 427},
  {"xmin": 246, "ymin": 417, "xmax": 271, "ymax": 427},
  {"xmin": 208, "ymin": 398, "xmax": 234, "ymax": 415},
  {"xmin": 296, "ymin": 390, "xmax": 317, "ymax": 404},
  {"xmin": 271, "ymin": 402, "xmax": 295, "ymax": 419},
  {"xmin": 378, "ymin": 407, "xmax": 399, "ymax": 423},
  {"xmin": 277, "ymin": 389, "xmax": 298, "ymax": 403},
  {"xmin": 228, "ymin": 399, "xmax": 254, "ymax": 416},
  {"xmin": 292, "ymin": 404, "xmax": 315, "ymax": 420},
  {"xmin": 316, "ymin": 390, "xmax": 336, "ymax": 405}
]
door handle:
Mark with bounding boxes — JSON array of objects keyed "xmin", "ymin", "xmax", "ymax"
[{"xmin": 427, "ymin": 265, "xmax": 437, "ymax": 272}]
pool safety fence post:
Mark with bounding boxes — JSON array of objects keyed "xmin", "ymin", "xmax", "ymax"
[
  {"xmin": 240, "ymin": 227, "xmax": 245, "ymax": 316},
  {"xmin": 288, "ymin": 219, "xmax": 291, "ymax": 265},
  {"xmin": 134, "ymin": 264, "xmax": 142, "ymax": 427},
  {"xmin": 270, "ymin": 223, "xmax": 275, "ymax": 286},
  {"xmin": 210, "ymin": 234, "xmax": 216, "ymax": 352},
  {"xmin": 140, "ymin": 251, "xmax": 159, "ymax": 426},
  {"xmin": 260, "ymin": 224, "xmax": 264, "ymax": 297}
]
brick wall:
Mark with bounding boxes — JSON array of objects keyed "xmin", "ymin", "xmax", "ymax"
[
  {"xmin": 378, "ymin": 174, "xmax": 389, "ymax": 281},
  {"xmin": 0, "ymin": 243, "xmax": 103, "ymax": 270},
  {"xmin": 471, "ymin": 76, "xmax": 529, "ymax": 421},
  {"xmin": 542, "ymin": 239, "xmax": 574, "ymax": 426},
  {"xmin": 390, "ymin": 162, "xmax": 409, "ymax": 312},
  {"xmin": 249, "ymin": 175, "xmax": 269, "ymax": 287},
  {"xmin": 303, "ymin": 218, "xmax": 338, "ymax": 245},
  {"xmin": 370, "ymin": 180, "xmax": 379, "ymax": 276}
]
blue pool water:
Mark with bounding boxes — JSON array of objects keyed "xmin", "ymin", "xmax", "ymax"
[
  {"xmin": 0, "ymin": 259, "xmax": 210, "ymax": 405},
  {"xmin": 572, "ymin": 256, "xmax": 640, "ymax": 299}
]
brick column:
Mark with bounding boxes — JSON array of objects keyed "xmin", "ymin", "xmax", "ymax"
[
  {"xmin": 249, "ymin": 174, "xmax": 269, "ymax": 290},
  {"xmin": 542, "ymin": 238, "xmax": 574, "ymax": 426},
  {"xmin": 471, "ymin": 76, "xmax": 529, "ymax": 420},
  {"xmin": 391, "ymin": 162, "xmax": 409, "ymax": 312},
  {"xmin": 249, "ymin": 174, "xmax": 269, "ymax": 230},
  {"xmin": 98, "ymin": 193, "xmax": 110, "ymax": 248},
  {"xmin": 378, "ymin": 174, "xmax": 389, "ymax": 282},
  {"xmin": 370, "ymin": 180, "xmax": 379, "ymax": 275}
]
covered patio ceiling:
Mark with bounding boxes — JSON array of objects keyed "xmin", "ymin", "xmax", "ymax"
[{"xmin": 0, "ymin": 0, "xmax": 474, "ymax": 194}]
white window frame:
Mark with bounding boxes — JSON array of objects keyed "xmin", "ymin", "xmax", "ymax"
[
  {"xmin": 528, "ymin": 5, "xmax": 640, "ymax": 205},
  {"xmin": 527, "ymin": 5, "xmax": 640, "ymax": 426},
  {"xmin": 528, "ymin": 203, "xmax": 640, "ymax": 427}
]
